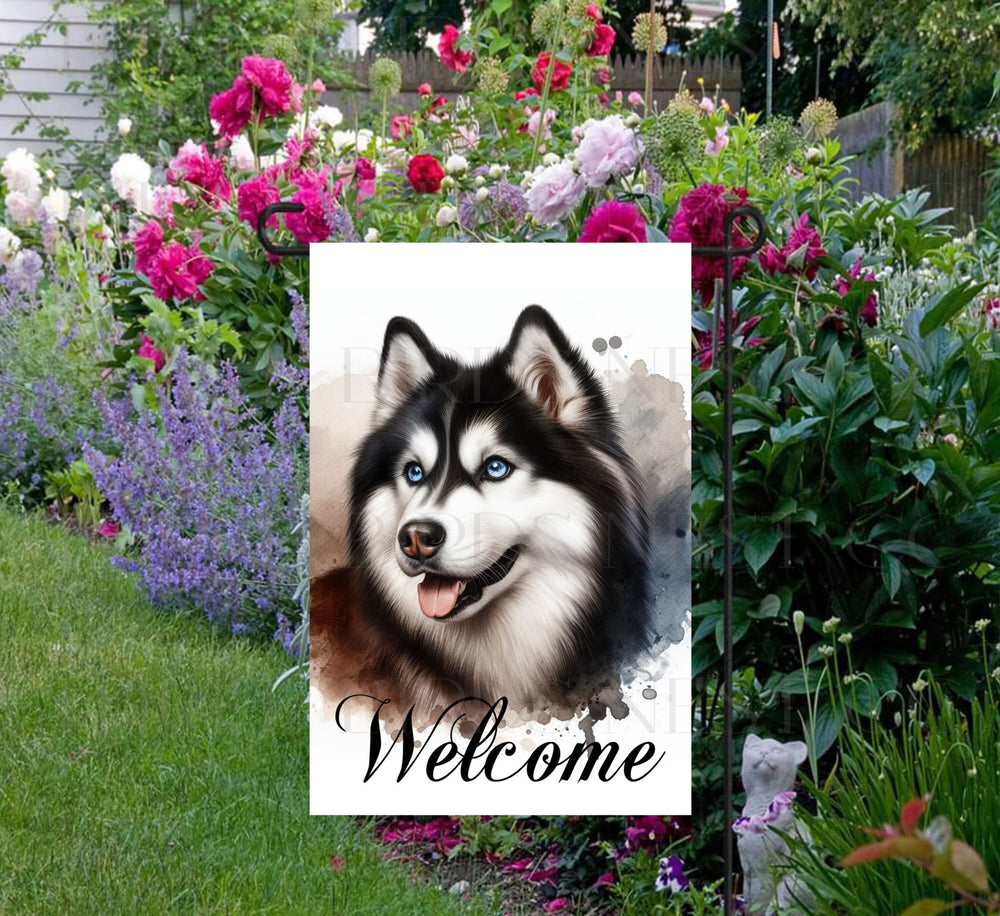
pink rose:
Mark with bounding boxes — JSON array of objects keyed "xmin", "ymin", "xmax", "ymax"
[
  {"xmin": 390, "ymin": 115, "xmax": 413, "ymax": 139},
  {"xmin": 438, "ymin": 25, "xmax": 473, "ymax": 73},
  {"xmin": 585, "ymin": 2, "xmax": 601, "ymax": 18},
  {"xmin": 628, "ymin": 90, "xmax": 644, "ymax": 106},
  {"xmin": 418, "ymin": 82, "xmax": 432, "ymax": 96},
  {"xmin": 312, "ymin": 78, "xmax": 325, "ymax": 93},
  {"xmin": 532, "ymin": 53, "xmax": 572, "ymax": 92},
  {"xmin": 577, "ymin": 200, "xmax": 648, "ymax": 243},
  {"xmin": 588, "ymin": 22, "xmax": 615, "ymax": 57}
]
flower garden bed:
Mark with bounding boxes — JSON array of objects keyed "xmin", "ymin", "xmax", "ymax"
[{"xmin": 2, "ymin": 0, "xmax": 999, "ymax": 911}]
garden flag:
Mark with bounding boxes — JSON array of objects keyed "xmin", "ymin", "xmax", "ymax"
[{"xmin": 309, "ymin": 244, "xmax": 691, "ymax": 814}]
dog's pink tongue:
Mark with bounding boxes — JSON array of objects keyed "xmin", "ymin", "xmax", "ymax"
[{"xmin": 417, "ymin": 574, "xmax": 463, "ymax": 618}]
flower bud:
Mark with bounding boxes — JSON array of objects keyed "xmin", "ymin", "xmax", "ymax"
[
  {"xmin": 435, "ymin": 204, "xmax": 457, "ymax": 228},
  {"xmin": 793, "ymin": 610, "xmax": 805, "ymax": 636},
  {"xmin": 117, "ymin": 116, "xmax": 133, "ymax": 137}
]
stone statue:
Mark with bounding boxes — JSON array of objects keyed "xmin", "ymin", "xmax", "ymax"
[{"xmin": 735, "ymin": 733, "xmax": 814, "ymax": 915}]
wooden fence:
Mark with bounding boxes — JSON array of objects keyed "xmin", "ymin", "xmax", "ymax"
[
  {"xmin": 323, "ymin": 50, "xmax": 741, "ymax": 123},
  {"xmin": 833, "ymin": 101, "xmax": 991, "ymax": 232}
]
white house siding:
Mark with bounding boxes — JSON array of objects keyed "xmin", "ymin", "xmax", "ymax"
[{"xmin": 0, "ymin": 0, "xmax": 110, "ymax": 158}]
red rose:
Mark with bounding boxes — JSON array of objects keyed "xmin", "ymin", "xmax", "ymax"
[
  {"xmin": 588, "ymin": 22, "xmax": 615, "ymax": 57},
  {"xmin": 438, "ymin": 24, "xmax": 473, "ymax": 73},
  {"xmin": 532, "ymin": 53, "xmax": 573, "ymax": 93},
  {"xmin": 407, "ymin": 154, "xmax": 445, "ymax": 193},
  {"xmin": 513, "ymin": 87, "xmax": 539, "ymax": 102}
]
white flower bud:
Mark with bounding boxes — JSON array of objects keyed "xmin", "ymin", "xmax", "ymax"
[
  {"xmin": 364, "ymin": 228, "xmax": 380, "ymax": 242},
  {"xmin": 475, "ymin": 187, "xmax": 489, "ymax": 203},
  {"xmin": 444, "ymin": 154, "xmax": 468, "ymax": 175},
  {"xmin": 435, "ymin": 204, "xmax": 457, "ymax": 228},
  {"xmin": 117, "ymin": 116, "xmax": 133, "ymax": 137}
]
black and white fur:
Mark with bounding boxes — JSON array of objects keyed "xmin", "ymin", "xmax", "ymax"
[{"xmin": 348, "ymin": 306, "xmax": 651, "ymax": 714}]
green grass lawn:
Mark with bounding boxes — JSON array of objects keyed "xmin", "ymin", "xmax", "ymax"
[{"xmin": 0, "ymin": 508, "xmax": 479, "ymax": 915}]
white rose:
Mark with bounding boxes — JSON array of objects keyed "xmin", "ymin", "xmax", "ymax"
[
  {"xmin": 109, "ymin": 152, "xmax": 152, "ymax": 207},
  {"xmin": 41, "ymin": 186, "xmax": 71, "ymax": 222},
  {"xmin": 229, "ymin": 134, "xmax": 256, "ymax": 170},
  {"xmin": 435, "ymin": 204, "xmax": 457, "ymax": 228},
  {"xmin": 445, "ymin": 154, "xmax": 468, "ymax": 174},
  {"xmin": 1, "ymin": 147, "xmax": 42, "ymax": 195},
  {"xmin": 0, "ymin": 225, "xmax": 21, "ymax": 267},
  {"xmin": 117, "ymin": 116, "xmax": 133, "ymax": 137}
]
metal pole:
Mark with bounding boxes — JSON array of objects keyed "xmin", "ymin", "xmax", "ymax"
[
  {"xmin": 691, "ymin": 206, "xmax": 767, "ymax": 916},
  {"xmin": 766, "ymin": 0, "xmax": 774, "ymax": 120}
]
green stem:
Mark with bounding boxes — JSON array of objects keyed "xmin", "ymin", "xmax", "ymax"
[{"xmin": 529, "ymin": 10, "xmax": 564, "ymax": 172}]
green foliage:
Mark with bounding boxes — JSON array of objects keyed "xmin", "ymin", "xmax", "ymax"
[
  {"xmin": 44, "ymin": 459, "xmax": 104, "ymax": 528},
  {"xmin": 359, "ymin": 0, "xmax": 467, "ymax": 52},
  {"xmin": 787, "ymin": 675, "xmax": 1000, "ymax": 914},
  {"xmin": 788, "ymin": 0, "xmax": 1000, "ymax": 151},
  {"xmin": 49, "ymin": 0, "xmax": 345, "ymax": 174}
]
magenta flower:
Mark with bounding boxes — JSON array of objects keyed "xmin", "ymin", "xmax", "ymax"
[
  {"xmin": 136, "ymin": 333, "xmax": 166, "ymax": 372},
  {"xmin": 210, "ymin": 56, "xmax": 298, "ymax": 139},
  {"xmin": 147, "ymin": 239, "xmax": 214, "ymax": 302},
  {"xmin": 588, "ymin": 22, "xmax": 616, "ymax": 57},
  {"xmin": 669, "ymin": 184, "xmax": 752, "ymax": 302},
  {"xmin": 133, "ymin": 220, "xmax": 164, "ymax": 275},
  {"xmin": 832, "ymin": 257, "xmax": 879, "ymax": 327},
  {"xmin": 167, "ymin": 141, "xmax": 232, "ymax": 206},
  {"xmin": 986, "ymin": 296, "xmax": 1000, "ymax": 330},
  {"xmin": 438, "ymin": 24, "xmax": 473, "ymax": 73},
  {"xmin": 577, "ymin": 200, "xmax": 648, "ymax": 243},
  {"xmin": 284, "ymin": 169, "xmax": 336, "ymax": 244},
  {"xmin": 95, "ymin": 519, "xmax": 120, "ymax": 539},
  {"xmin": 783, "ymin": 213, "xmax": 826, "ymax": 279},
  {"xmin": 542, "ymin": 900, "xmax": 569, "ymax": 913},
  {"xmin": 237, "ymin": 173, "xmax": 280, "ymax": 230},
  {"xmin": 695, "ymin": 314, "xmax": 765, "ymax": 368}
]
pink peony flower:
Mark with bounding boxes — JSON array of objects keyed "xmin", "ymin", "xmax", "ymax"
[
  {"xmin": 628, "ymin": 90, "xmax": 644, "ymax": 106},
  {"xmin": 588, "ymin": 22, "xmax": 616, "ymax": 57},
  {"xmin": 597, "ymin": 66, "xmax": 611, "ymax": 84},
  {"xmin": 95, "ymin": 519, "xmax": 120, "ymax": 539},
  {"xmin": 312, "ymin": 78, "xmax": 325, "ymax": 93},
  {"xmin": 833, "ymin": 257, "xmax": 879, "ymax": 327},
  {"xmin": 699, "ymin": 96, "xmax": 715, "ymax": 113},
  {"xmin": 418, "ymin": 82, "xmax": 433, "ymax": 96},
  {"xmin": 525, "ymin": 160, "xmax": 586, "ymax": 225},
  {"xmin": 576, "ymin": 115, "xmax": 641, "ymax": 187},
  {"xmin": 782, "ymin": 213, "xmax": 826, "ymax": 280},
  {"xmin": 210, "ymin": 56, "xmax": 297, "ymax": 139},
  {"xmin": 438, "ymin": 25, "xmax": 473, "ymax": 73},
  {"xmin": 167, "ymin": 140, "xmax": 232, "ymax": 206},
  {"xmin": 285, "ymin": 169, "xmax": 336, "ymax": 243},
  {"xmin": 586, "ymin": 2, "xmax": 602, "ymax": 18},
  {"xmin": 133, "ymin": 220, "xmax": 164, "ymax": 275},
  {"xmin": 542, "ymin": 901, "xmax": 568, "ymax": 913},
  {"xmin": 577, "ymin": 200, "xmax": 648, "ymax": 242},
  {"xmin": 695, "ymin": 314, "xmax": 765, "ymax": 368},
  {"xmin": 669, "ymin": 184, "xmax": 753, "ymax": 302},
  {"xmin": 237, "ymin": 173, "xmax": 280, "ymax": 230},
  {"xmin": 514, "ymin": 87, "xmax": 539, "ymax": 102},
  {"xmin": 526, "ymin": 107, "xmax": 556, "ymax": 142},
  {"xmin": 147, "ymin": 239, "xmax": 214, "ymax": 302},
  {"xmin": 151, "ymin": 184, "xmax": 190, "ymax": 226},
  {"xmin": 136, "ymin": 333, "xmax": 166, "ymax": 372},
  {"xmin": 593, "ymin": 871, "xmax": 615, "ymax": 887},
  {"xmin": 532, "ymin": 53, "xmax": 573, "ymax": 93}
]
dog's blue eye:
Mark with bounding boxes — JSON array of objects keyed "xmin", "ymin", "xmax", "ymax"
[
  {"xmin": 483, "ymin": 457, "xmax": 511, "ymax": 481},
  {"xmin": 404, "ymin": 462, "xmax": 424, "ymax": 484}
]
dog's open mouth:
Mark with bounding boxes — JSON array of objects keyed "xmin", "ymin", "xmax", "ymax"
[{"xmin": 417, "ymin": 547, "xmax": 520, "ymax": 620}]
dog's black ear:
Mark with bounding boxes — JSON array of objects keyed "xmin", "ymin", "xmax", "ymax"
[
  {"xmin": 374, "ymin": 317, "xmax": 439, "ymax": 422},
  {"xmin": 503, "ymin": 305, "xmax": 596, "ymax": 428}
]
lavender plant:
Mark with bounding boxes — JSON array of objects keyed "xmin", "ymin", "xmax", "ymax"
[{"xmin": 85, "ymin": 349, "xmax": 307, "ymax": 635}]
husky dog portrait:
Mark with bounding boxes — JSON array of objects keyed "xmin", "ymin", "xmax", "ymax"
[{"xmin": 346, "ymin": 305, "xmax": 652, "ymax": 716}]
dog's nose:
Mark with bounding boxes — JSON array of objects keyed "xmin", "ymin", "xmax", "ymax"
[{"xmin": 398, "ymin": 520, "xmax": 446, "ymax": 560}]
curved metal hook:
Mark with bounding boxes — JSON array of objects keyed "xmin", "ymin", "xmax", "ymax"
[
  {"xmin": 690, "ymin": 204, "xmax": 768, "ymax": 258},
  {"xmin": 257, "ymin": 202, "xmax": 310, "ymax": 257}
]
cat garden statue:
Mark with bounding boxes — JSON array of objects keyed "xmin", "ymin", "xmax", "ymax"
[{"xmin": 735, "ymin": 734, "xmax": 815, "ymax": 915}]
